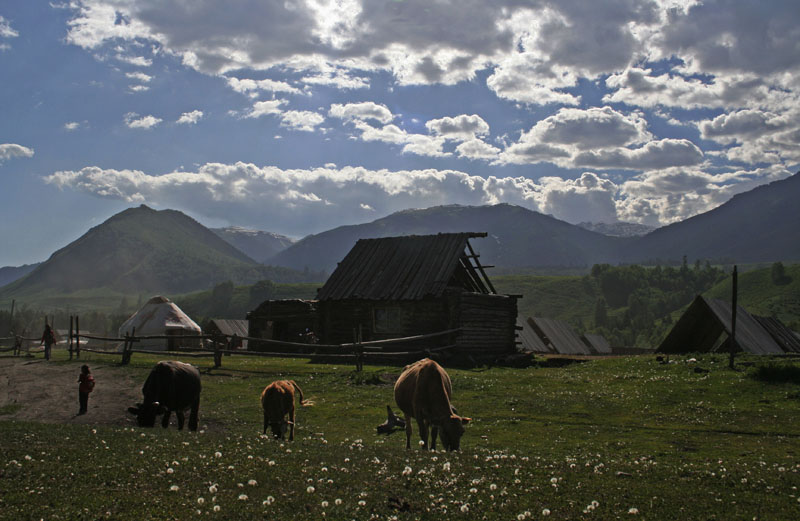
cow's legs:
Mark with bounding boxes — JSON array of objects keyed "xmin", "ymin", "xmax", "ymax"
[
  {"xmin": 263, "ymin": 411, "xmax": 269, "ymax": 434},
  {"xmin": 430, "ymin": 425, "xmax": 439, "ymax": 451},
  {"xmin": 161, "ymin": 410, "xmax": 172, "ymax": 429},
  {"xmin": 189, "ymin": 399, "xmax": 199, "ymax": 431},
  {"xmin": 404, "ymin": 415, "xmax": 413, "ymax": 449},
  {"xmin": 416, "ymin": 417, "xmax": 430, "ymax": 450},
  {"xmin": 176, "ymin": 411, "xmax": 186, "ymax": 430},
  {"xmin": 288, "ymin": 404, "xmax": 295, "ymax": 441}
]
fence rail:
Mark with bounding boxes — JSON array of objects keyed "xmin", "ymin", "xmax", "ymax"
[{"xmin": 4, "ymin": 318, "xmax": 460, "ymax": 370}]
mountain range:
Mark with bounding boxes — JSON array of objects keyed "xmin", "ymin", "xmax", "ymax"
[
  {"xmin": 211, "ymin": 227, "xmax": 296, "ymax": 264},
  {"xmin": 0, "ymin": 205, "xmax": 321, "ymax": 301},
  {"xmin": 1, "ymin": 172, "xmax": 798, "ymax": 300}
]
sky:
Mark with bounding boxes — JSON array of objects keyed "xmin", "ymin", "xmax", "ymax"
[{"xmin": 1, "ymin": 1, "xmax": 799, "ymax": 267}]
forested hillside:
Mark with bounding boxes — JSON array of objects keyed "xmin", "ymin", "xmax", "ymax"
[{"xmin": 497, "ymin": 260, "xmax": 729, "ymax": 348}]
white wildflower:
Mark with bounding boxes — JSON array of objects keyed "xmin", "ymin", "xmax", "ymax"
[
  {"xmin": 542, "ymin": 508, "xmax": 551, "ymax": 516},
  {"xmin": 238, "ymin": 494, "xmax": 248, "ymax": 501},
  {"xmin": 307, "ymin": 486, "xmax": 315, "ymax": 493},
  {"xmin": 248, "ymin": 479, "xmax": 257, "ymax": 486},
  {"xmin": 628, "ymin": 507, "xmax": 639, "ymax": 514}
]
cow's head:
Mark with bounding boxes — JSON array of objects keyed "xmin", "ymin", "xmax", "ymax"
[
  {"xmin": 128, "ymin": 402, "xmax": 167, "ymax": 427},
  {"xmin": 438, "ymin": 414, "xmax": 471, "ymax": 451},
  {"xmin": 267, "ymin": 419, "xmax": 292, "ymax": 439}
]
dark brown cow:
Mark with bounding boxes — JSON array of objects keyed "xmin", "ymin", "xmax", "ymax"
[
  {"xmin": 394, "ymin": 358, "xmax": 470, "ymax": 451},
  {"xmin": 127, "ymin": 360, "xmax": 201, "ymax": 431},
  {"xmin": 260, "ymin": 380, "xmax": 312, "ymax": 440}
]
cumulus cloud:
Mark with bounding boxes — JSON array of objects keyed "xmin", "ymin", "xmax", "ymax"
[
  {"xmin": 1, "ymin": 15, "xmax": 19, "ymax": 40},
  {"xmin": 500, "ymin": 106, "xmax": 687, "ymax": 169},
  {"xmin": 280, "ymin": 110, "xmax": 324, "ymax": 132},
  {"xmin": 426, "ymin": 114, "xmax": 489, "ymax": 141},
  {"xmin": 455, "ymin": 139, "xmax": 501, "ymax": 160},
  {"xmin": 64, "ymin": 122, "xmax": 81, "ymax": 131},
  {"xmin": 125, "ymin": 71, "xmax": 152, "ymax": 82},
  {"xmin": 618, "ymin": 166, "xmax": 793, "ymax": 225},
  {"xmin": 44, "ymin": 160, "xmax": 788, "ymax": 234},
  {"xmin": 329, "ymin": 102, "xmax": 393, "ymax": 124},
  {"xmin": 176, "ymin": 110, "xmax": 204, "ymax": 125},
  {"xmin": 245, "ymin": 99, "xmax": 289, "ymax": 119},
  {"xmin": 226, "ymin": 77, "xmax": 303, "ymax": 96},
  {"xmin": 698, "ymin": 109, "xmax": 791, "ymax": 144},
  {"xmin": 538, "ymin": 173, "xmax": 620, "ymax": 225},
  {"xmin": 124, "ymin": 112, "xmax": 162, "ymax": 129},
  {"xmin": 0, "ymin": 143, "xmax": 34, "ymax": 163}
]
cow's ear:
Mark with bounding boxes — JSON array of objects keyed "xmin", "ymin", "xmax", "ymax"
[
  {"xmin": 127, "ymin": 406, "xmax": 140, "ymax": 415},
  {"xmin": 461, "ymin": 417, "xmax": 471, "ymax": 425}
]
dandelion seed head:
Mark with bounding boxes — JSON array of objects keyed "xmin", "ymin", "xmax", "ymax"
[
  {"xmin": 248, "ymin": 479, "xmax": 257, "ymax": 486},
  {"xmin": 213, "ymin": 505, "xmax": 220, "ymax": 512},
  {"xmin": 238, "ymin": 494, "xmax": 248, "ymax": 501},
  {"xmin": 214, "ymin": 451, "xmax": 222, "ymax": 458},
  {"xmin": 335, "ymin": 498, "xmax": 342, "ymax": 505},
  {"xmin": 358, "ymin": 500, "xmax": 366, "ymax": 506},
  {"xmin": 307, "ymin": 486, "xmax": 315, "ymax": 493},
  {"xmin": 321, "ymin": 500, "xmax": 329, "ymax": 508},
  {"xmin": 628, "ymin": 507, "xmax": 639, "ymax": 514},
  {"xmin": 166, "ymin": 468, "xmax": 174, "ymax": 474},
  {"xmin": 542, "ymin": 508, "xmax": 551, "ymax": 516},
  {"xmin": 209, "ymin": 485, "xmax": 218, "ymax": 494},
  {"xmin": 461, "ymin": 504, "xmax": 469, "ymax": 513},
  {"xmin": 197, "ymin": 497, "xmax": 205, "ymax": 505},
  {"xmin": 169, "ymin": 485, "xmax": 179, "ymax": 492},
  {"xmin": 489, "ymin": 483, "xmax": 497, "ymax": 491}
]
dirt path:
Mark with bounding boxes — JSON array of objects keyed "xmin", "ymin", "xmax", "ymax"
[{"xmin": 0, "ymin": 357, "xmax": 141, "ymax": 426}]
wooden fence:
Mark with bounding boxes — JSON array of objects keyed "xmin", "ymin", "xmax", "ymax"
[{"xmin": 3, "ymin": 321, "xmax": 461, "ymax": 371}]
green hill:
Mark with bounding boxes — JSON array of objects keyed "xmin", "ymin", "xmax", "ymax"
[
  {"xmin": 703, "ymin": 263, "xmax": 800, "ymax": 330},
  {"xmin": 0, "ymin": 205, "xmax": 322, "ymax": 310}
]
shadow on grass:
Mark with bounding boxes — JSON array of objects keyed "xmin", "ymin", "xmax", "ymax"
[{"xmin": 750, "ymin": 363, "xmax": 800, "ymax": 384}]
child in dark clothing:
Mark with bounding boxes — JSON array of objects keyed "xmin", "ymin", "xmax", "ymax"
[{"xmin": 78, "ymin": 365, "xmax": 95, "ymax": 415}]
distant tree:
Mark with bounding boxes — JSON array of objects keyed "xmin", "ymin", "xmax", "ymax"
[
  {"xmin": 210, "ymin": 280, "xmax": 235, "ymax": 316},
  {"xmin": 249, "ymin": 279, "xmax": 276, "ymax": 308},
  {"xmin": 594, "ymin": 297, "xmax": 608, "ymax": 327},
  {"xmin": 771, "ymin": 262, "xmax": 789, "ymax": 285}
]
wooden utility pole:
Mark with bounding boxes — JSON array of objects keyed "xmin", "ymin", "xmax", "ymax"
[
  {"xmin": 69, "ymin": 315, "xmax": 74, "ymax": 360},
  {"xmin": 729, "ymin": 266, "xmax": 738, "ymax": 369}
]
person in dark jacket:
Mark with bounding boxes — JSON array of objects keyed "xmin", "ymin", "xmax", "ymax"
[
  {"xmin": 40, "ymin": 324, "xmax": 56, "ymax": 361},
  {"xmin": 77, "ymin": 365, "xmax": 95, "ymax": 415}
]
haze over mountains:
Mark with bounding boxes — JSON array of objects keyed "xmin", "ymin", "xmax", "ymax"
[{"xmin": 1, "ymin": 172, "xmax": 798, "ymax": 298}]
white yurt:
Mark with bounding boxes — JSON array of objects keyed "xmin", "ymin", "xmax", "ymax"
[{"xmin": 118, "ymin": 296, "xmax": 202, "ymax": 350}]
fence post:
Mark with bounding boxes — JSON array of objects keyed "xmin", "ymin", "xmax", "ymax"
[
  {"xmin": 214, "ymin": 338, "xmax": 222, "ymax": 368},
  {"xmin": 75, "ymin": 316, "xmax": 81, "ymax": 359},
  {"xmin": 69, "ymin": 315, "xmax": 74, "ymax": 361}
]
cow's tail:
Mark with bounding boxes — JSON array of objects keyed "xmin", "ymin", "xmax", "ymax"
[{"xmin": 290, "ymin": 380, "xmax": 314, "ymax": 407}]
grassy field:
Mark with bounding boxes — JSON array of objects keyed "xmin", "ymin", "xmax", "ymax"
[{"xmin": 1, "ymin": 351, "xmax": 799, "ymax": 520}]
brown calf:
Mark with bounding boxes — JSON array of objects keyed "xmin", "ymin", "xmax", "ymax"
[
  {"xmin": 394, "ymin": 358, "xmax": 470, "ymax": 451},
  {"xmin": 260, "ymin": 380, "xmax": 311, "ymax": 440}
]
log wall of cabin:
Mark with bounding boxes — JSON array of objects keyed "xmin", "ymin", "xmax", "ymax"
[
  {"xmin": 454, "ymin": 292, "xmax": 518, "ymax": 357},
  {"xmin": 318, "ymin": 299, "xmax": 450, "ymax": 346}
]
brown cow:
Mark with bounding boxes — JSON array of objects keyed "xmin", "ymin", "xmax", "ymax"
[
  {"xmin": 260, "ymin": 380, "xmax": 312, "ymax": 440},
  {"xmin": 394, "ymin": 358, "xmax": 471, "ymax": 451}
]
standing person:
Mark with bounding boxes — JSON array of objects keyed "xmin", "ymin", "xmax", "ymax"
[
  {"xmin": 77, "ymin": 365, "xmax": 95, "ymax": 415},
  {"xmin": 40, "ymin": 324, "xmax": 56, "ymax": 361}
]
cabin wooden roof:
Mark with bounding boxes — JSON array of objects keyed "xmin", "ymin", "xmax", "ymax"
[
  {"xmin": 657, "ymin": 296, "xmax": 784, "ymax": 355},
  {"xmin": 528, "ymin": 316, "xmax": 594, "ymax": 355},
  {"xmin": 316, "ymin": 232, "xmax": 494, "ymax": 301},
  {"xmin": 208, "ymin": 319, "xmax": 249, "ymax": 338}
]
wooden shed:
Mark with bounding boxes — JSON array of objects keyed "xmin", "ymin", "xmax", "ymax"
[
  {"xmin": 247, "ymin": 299, "xmax": 318, "ymax": 351},
  {"xmin": 313, "ymin": 232, "xmax": 518, "ymax": 359},
  {"xmin": 657, "ymin": 296, "xmax": 786, "ymax": 354}
]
